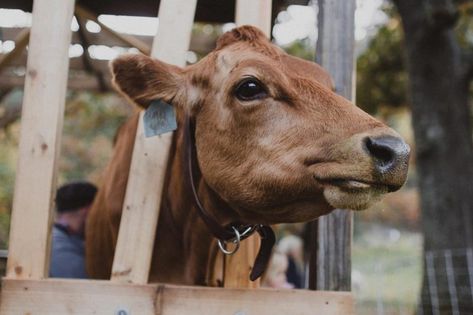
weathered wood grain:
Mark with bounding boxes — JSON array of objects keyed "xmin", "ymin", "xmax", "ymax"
[
  {"xmin": 235, "ymin": 0, "xmax": 273, "ymax": 38},
  {"xmin": 110, "ymin": 0, "xmax": 197, "ymax": 285},
  {"xmin": 312, "ymin": 0, "xmax": 356, "ymax": 291},
  {"xmin": 0, "ymin": 278, "xmax": 354, "ymax": 315},
  {"xmin": 0, "ymin": 27, "xmax": 215, "ymax": 58},
  {"xmin": 0, "ymin": 70, "xmax": 110, "ymax": 91},
  {"xmin": 5, "ymin": 0, "xmax": 75, "ymax": 280}
]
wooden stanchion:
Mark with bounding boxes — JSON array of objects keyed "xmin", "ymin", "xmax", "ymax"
[{"xmin": 6, "ymin": 0, "xmax": 75, "ymax": 280}]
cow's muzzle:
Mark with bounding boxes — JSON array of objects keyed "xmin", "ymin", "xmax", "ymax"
[{"xmin": 363, "ymin": 135, "xmax": 410, "ymax": 191}]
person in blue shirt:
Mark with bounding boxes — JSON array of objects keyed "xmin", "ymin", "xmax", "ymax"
[{"xmin": 49, "ymin": 181, "xmax": 97, "ymax": 279}]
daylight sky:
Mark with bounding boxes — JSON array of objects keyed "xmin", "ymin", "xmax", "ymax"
[{"xmin": 0, "ymin": 0, "xmax": 388, "ymax": 61}]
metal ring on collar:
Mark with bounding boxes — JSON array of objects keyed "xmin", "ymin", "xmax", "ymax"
[
  {"xmin": 238, "ymin": 225, "xmax": 256, "ymax": 240},
  {"xmin": 217, "ymin": 226, "xmax": 241, "ymax": 255}
]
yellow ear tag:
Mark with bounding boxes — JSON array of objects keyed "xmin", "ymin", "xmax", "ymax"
[{"xmin": 143, "ymin": 100, "xmax": 177, "ymax": 137}]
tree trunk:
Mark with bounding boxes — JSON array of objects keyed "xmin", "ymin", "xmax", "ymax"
[{"xmin": 394, "ymin": 0, "xmax": 473, "ymax": 313}]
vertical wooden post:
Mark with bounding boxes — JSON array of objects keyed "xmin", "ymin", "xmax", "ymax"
[
  {"xmin": 6, "ymin": 0, "xmax": 75, "ymax": 279},
  {"xmin": 223, "ymin": 236, "xmax": 261, "ymax": 289},
  {"xmin": 235, "ymin": 0, "xmax": 273, "ymax": 38},
  {"xmin": 310, "ymin": 0, "xmax": 356, "ymax": 291},
  {"xmin": 223, "ymin": 0, "xmax": 272, "ymax": 289},
  {"xmin": 111, "ymin": 0, "xmax": 197, "ymax": 284}
]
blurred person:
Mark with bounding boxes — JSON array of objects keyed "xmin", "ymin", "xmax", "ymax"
[
  {"xmin": 278, "ymin": 235, "xmax": 304, "ymax": 288},
  {"xmin": 49, "ymin": 181, "xmax": 97, "ymax": 279},
  {"xmin": 261, "ymin": 250, "xmax": 294, "ymax": 289}
]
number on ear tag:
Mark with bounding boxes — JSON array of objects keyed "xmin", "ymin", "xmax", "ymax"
[{"xmin": 143, "ymin": 100, "xmax": 177, "ymax": 137}]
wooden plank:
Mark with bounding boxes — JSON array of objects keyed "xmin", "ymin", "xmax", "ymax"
[
  {"xmin": 0, "ymin": 27, "xmax": 216, "ymax": 56},
  {"xmin": 0, "ymin": 71, "xmax": 110, "ymax": 91},
  {"xmin": 0, "ymin": 279, "xmax": 157, "ymax": 315},
  {"xmin": 111, "ymin": 112, "xmax": 167, "ymax": 284},
  {"xmin": 74, "ymin": 4, "xmax": 151, "ymax": 55},
  {"xmin": 235, "ymin": 0, "xmax": 273, "ymax": 37},
  {"xmin": 223, "ymin": 235, "xmax": 260, "ymax": 288},
  {"xmin": 2, "ymin": 55, "xmax": 133, "ymax": 75},
  {"xmin": 223, "ymin": 0, "xmax": 273, "ymax": 289},
  {"xmin": 311, "ymin": 0, "xmax": 356, "ymax": 291},
  {"xmin": 5, "ymin": 0, "xmax": 75, "ymax": 280},
  {"xmin": 159, "ymin": 284, "xmax": 353, "ymax": 315},
  {"xmin": 111, "ymin": 0, "xmax": 197, "ymax": 284},
  {"xmin": 75, "ymin": 15, "xmax": 107, "ymax": 91},
  {"xmin": 0, "ymin": 278, "xmax": 354, "ymax": 315},
  {"xmin": 151, "ymin": 0, "xmax": 197, "ymax": 63},
  {"xmin": 0, "ymin": 28, "xmax": 29, "ymax": 72}
]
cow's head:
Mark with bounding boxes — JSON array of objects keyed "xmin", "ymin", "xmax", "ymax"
[{"xmin": 111, "ymin": 26, "xmax": 410, "ymax": 224}]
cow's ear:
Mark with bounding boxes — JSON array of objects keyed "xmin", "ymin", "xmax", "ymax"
[{"xmin": 111, "ymin": 54, "xmax": 184, "ymax": 109}]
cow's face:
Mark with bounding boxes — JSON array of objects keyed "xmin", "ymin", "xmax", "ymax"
[{"xmin": 111, "ymin": 26, "xmax": 410, "ymax": 224}]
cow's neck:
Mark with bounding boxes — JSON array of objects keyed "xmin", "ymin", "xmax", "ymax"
[{"xmin": 149, "ymin": 117, "xmax": 239, "ymax": 285}]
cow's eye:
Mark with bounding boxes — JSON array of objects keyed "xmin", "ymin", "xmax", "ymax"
[{"xmin": 235, "ymin": 79, "xmax": 268, "ymax": 101}]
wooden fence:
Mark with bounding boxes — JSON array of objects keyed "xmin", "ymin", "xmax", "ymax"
[{"xmin": 0, "ymin": 0, "xmax": 356, "ymax": 314}]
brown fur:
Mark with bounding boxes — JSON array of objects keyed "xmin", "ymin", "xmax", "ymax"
[{"xmin": 86, "ymin": 26, "xmax": 408, "ymax": 285}]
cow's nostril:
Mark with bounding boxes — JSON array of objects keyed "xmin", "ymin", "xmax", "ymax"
[
  {"xmin": 364, "ymin": 136, "xmax": 410, "ymax": 172},
  {"xmin": 365, "ymin": 137, "xmax": 394, "ymax": 165}
]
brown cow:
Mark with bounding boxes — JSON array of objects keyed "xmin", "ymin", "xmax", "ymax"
[{"xmin": 86, "ymin": 26, "xmax": 409, "ymax": 285}]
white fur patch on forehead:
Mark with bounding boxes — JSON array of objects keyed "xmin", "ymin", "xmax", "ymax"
[
  {"xmin": 216, "ymin": 52, "xmax": 234, "ymax": 73},
  {"xmin": 214, "ymin": 49, "xmax": 267, "ymax": 78},
  {"xmin": 210, "ymin": 51, "xmax": 242, "ymax": 86}
]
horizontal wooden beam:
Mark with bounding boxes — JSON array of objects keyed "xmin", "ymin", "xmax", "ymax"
[
  {"xmin": 0, "ymin": 0, "xmax": 310, "ymax": 24},
  {"xmin": 2, "ymin": 55, "xmax": 114, "ymax": 74},
  {"xmin": 0, "ymin": 71, "xmax": 110, "ymax": 91},
  {"xmin": 0, "ymin": 279, "xmax": 354, "ymax": 314},
  {"xmin": 74, "ymin": 4, "xmax": 151, "ymax": 55},
  {"xmin": 1, "ymin": 27, "xmax": 216, "ymax": 56},
  {"xmin": 0, "ymin": 27, "xmax": 215, "ymax": 92}
]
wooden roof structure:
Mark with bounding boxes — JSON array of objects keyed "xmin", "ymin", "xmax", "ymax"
[
  {"xmin": 2, "ymin": 0, "xmax": 308, "ymax": 23},
  {"xmin": 0, "ymin": 0, "xmax": 308, "ymax": 94}
]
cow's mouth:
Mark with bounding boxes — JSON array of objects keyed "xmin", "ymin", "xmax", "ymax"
[
  {"xmin": 315, "ymin": 176, "xmax": 399, "ymax": 193},
  {"xmin": 318, "ymin": 177, "xmax": 371, "ymax": 190},
  {"xmin": 314, "ymin": 176, "xmax": 397, "ymax": 210}
]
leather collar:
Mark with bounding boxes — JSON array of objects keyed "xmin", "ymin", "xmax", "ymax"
[{"xmin": 184, "ymin": 116, "xmax": 275, "ymax": 281}]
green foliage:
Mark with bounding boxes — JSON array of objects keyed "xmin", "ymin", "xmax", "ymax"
[
  {"xmin": 455, "ymin": 3, "xmax": 473, "ymax": 53},
  {"xmin": 0, "ymin": 123, "xmax": 18, "ymax": 248},
  {"xmin": 0, "ymin": 212, "xmax": 9, "ymax": 248},
  {"xmin": 356, "ymin": 19, "xmax": 408, "ymax": 114},
  {"xmin": 0, "ymin": 91, "xmax": 131, "ymax": 248},
  {"xmin": 0, "ymin": 139, "xmax": 15, "ymax": 213},
  {"xmin": 356, "ymin": 3, "xmax": 473, "ymax": 115},
  {"xmin": 282, "ymin": 39, "xmax": 315, "ymax": 61},
  {"xmin": 59, "ymin": 92, "xmax": 130, "ymax": 183}
]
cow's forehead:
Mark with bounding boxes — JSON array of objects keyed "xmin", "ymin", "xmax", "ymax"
[
  {"xmin": 191, "ymin": 44, "xmax": 333, "ymax": 92},
  {"xmin": 214, "ymin": 47, "xmax": 279, "ymax": 75}
]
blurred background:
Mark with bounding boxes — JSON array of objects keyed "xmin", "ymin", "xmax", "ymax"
[{"xmin": 1, "ymin": 0, "xmax": 472, "ymax": 314}]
